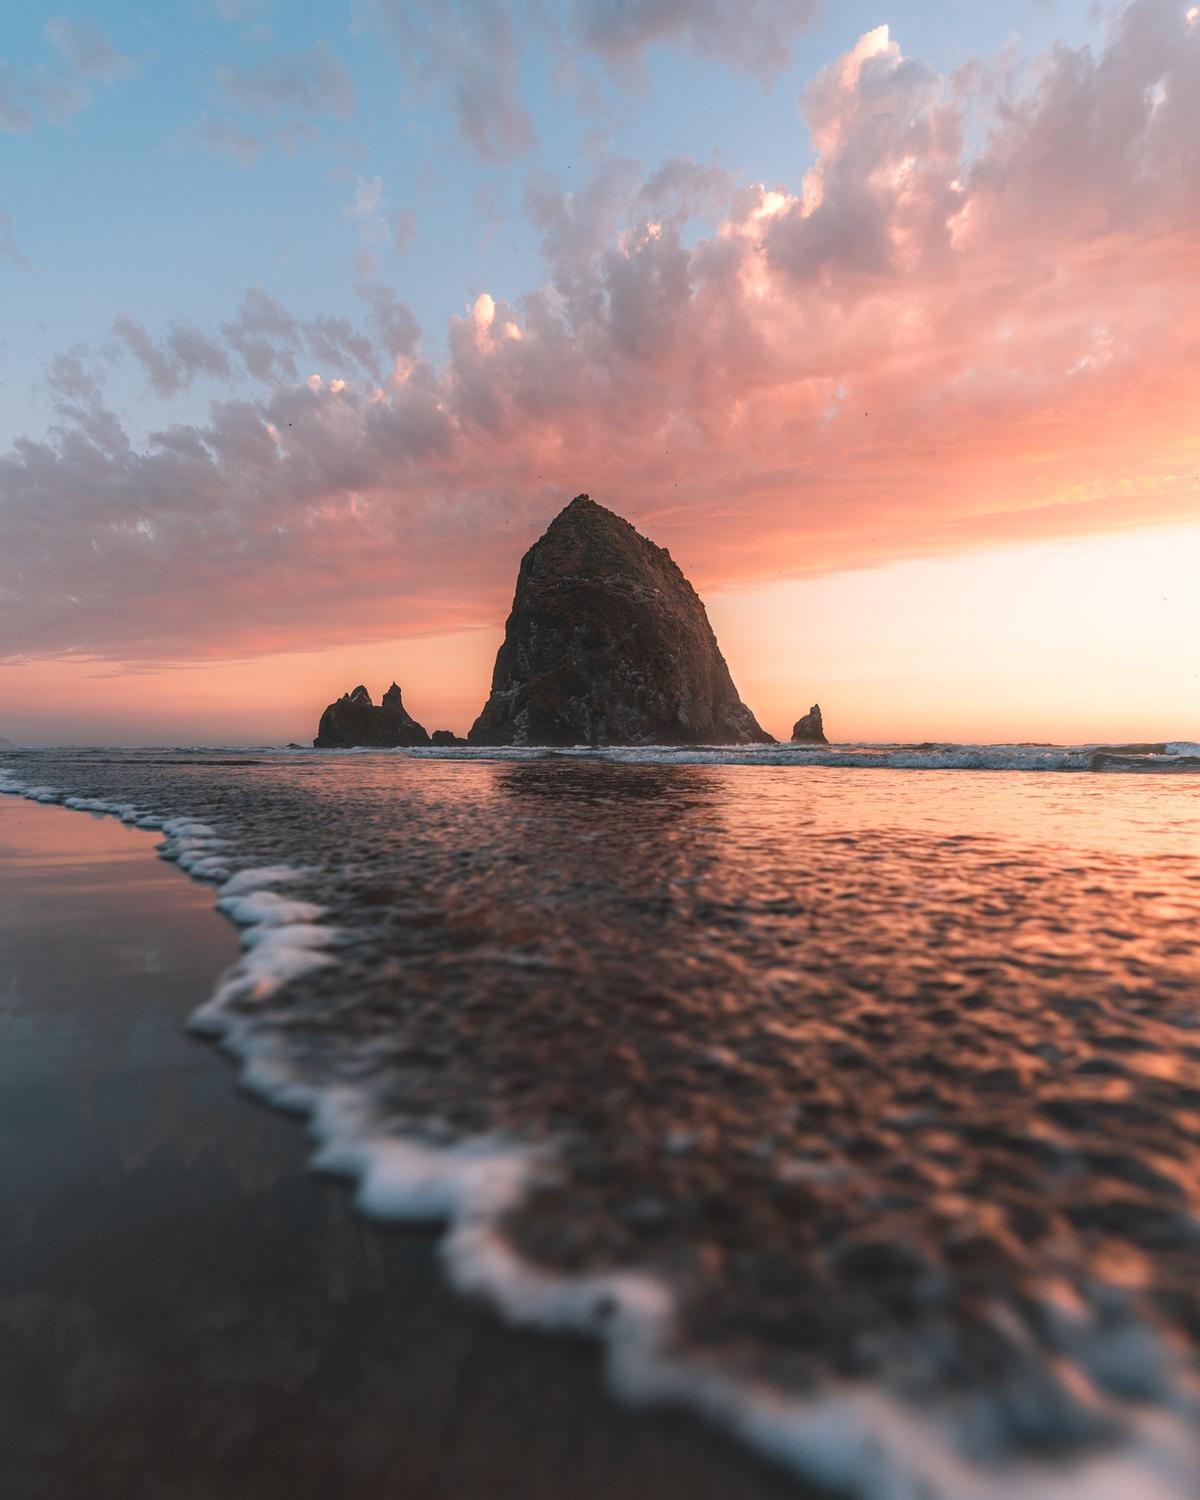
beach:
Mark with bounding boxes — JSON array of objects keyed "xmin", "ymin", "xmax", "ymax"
[
  {"xmin": 2, "ymin": 747, "xmax": 1199, "ymax": 1500},
  {"xmin": 0, "ymin": 795, "xmax": 808, "ymax": 1500}
]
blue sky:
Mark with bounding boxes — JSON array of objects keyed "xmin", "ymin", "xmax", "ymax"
[{"xmin": 3, "ymin": 0, "xmax": 1100, "ymax": 446}]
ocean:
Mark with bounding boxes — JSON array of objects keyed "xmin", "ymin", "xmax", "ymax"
[{"xmin": 2, "ymin": 742, "xmax": 1199, "ymax": 1500}]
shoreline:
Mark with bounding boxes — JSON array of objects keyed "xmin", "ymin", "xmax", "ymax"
[{"xmin": 0, "ymin": 793, "xmax": 812, "ymax": 1500}]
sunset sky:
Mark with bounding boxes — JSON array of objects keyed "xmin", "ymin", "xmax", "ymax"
[{"xmin": 2, "ymin": 0, "xmax": 1198, "ymax": 745}]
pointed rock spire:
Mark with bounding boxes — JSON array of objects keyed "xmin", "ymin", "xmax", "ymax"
[
  {"xmin": 469, "ymin": 494, "xmax": 773, "ymax": 746},
  {"xmin": 791, "ymin": 704, "xmax": 827, "ymax": 744}
]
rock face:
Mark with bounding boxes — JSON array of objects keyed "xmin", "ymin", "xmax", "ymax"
[
  {"xmin": 313, "ymin": 683, "xmax": 431, "ymax": 749},
  {"xmin": 469, "ymin": 495, "xmax": 773, "ymax": 747},
  {"xmin": 791, "ymin": 704, "xmax": 828, "ymax": 744},
  {"xmin": 430, "ymin": 729, "xmax": 467, "ymax": 746}
]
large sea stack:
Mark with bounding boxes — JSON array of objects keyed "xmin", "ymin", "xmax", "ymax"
[
  {"xmin": 469, "ymin": 495, "xmax": 773, "ymax": 747},
  {"xmin": 313, "ymin": 683, "xmax": 431, "ymax": 748}
]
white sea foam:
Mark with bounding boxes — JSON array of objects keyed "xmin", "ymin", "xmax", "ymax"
[
  {"xmin": 182, "ymin": 853, "xmax": 1200, "ymax": 1500},
  {"xmin": 230, "ymin": 1055, "xmax": 1200, "ymax": 1500},
  {"xmin": 220, "ymin": 864, "xmax": 308, "ymax": 896},
  {"xmin": 215, "ymin": 888, "xmax": 326, "ymax": 928},
  {"xmin": 194, "ymin": 883, "xmax": 339, "ymax": 1023}
]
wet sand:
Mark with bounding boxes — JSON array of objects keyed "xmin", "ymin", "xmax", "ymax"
[{"xmin": 0, "ymin": 797, "xmax": 813, "ymax": 1500}]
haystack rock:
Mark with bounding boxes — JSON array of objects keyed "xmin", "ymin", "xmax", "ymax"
[
  {"xmin": 313, "ymin": 683, "xmax": 431, "ymax": 748},
  {"xmin": 469, "ymin": 495, "xmax": 774, "ymax": 747},
  {"xmin": 792, "ymin": 704, "xmax": 828, "ymax": 744}
]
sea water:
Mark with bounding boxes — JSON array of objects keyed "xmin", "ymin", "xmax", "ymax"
[{"xmin": 2, "ymin": 744, "xmax": 1199, "ymax": 1499}]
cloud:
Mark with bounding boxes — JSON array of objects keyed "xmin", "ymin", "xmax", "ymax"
[
  {"xmin": 302, "ymin": 315, "xmax": 380, "ymax": 377},
  {"xmin": 220, "ymin": 287, "xmax": 303, "ymax": 383},
  {"xmin": 0, "ymin": 66, "xmax": 34, "ymax": 134},
  {"xmin": 112, "ymin": 315, "xmax": 232, "ymax": 398},
  {"xmin": 46, "ymin": 347, "xmax": 104, "ymax": 402},
  {"xmin": 190, "ymin": 40, "xmax": 353, "ymax": 162},
  {"xmin": 3, "ymin": 0, "xmax": 1199, "ymax": 665},
  {"xmin": 347, "ymin": 179, "xmax": 421, "ymax": 364},
  {"xmin": 0, "ymin": 18, "xmax": 133, "ymax": 133},
  {"xmin": 392, "ymin": 210, "xmax": 415, "ymax": 254},
  {"xmin": 191, "ymin": 116, "xmax": 263, "ymax": 164},
  {"xmin": 43, "ymin": 17, "xmax": 136, "ymax": 82},
  {"xmin": 0, "ymin": 60, "xmax": 91, "ymax": 132},
  {"xmin": 571, "ymin": 0, "xmax": 823, "ymax": 80},
  {"xmin": 0, "ymin": 209, "xmax": 34, "ymax": 275},
  {"xmin": 363, "ymin": 0, "xmax": 537, "ymax": 162},
  {"xmin": 113, "ymin": 285, "xmax": 400, "ymax": 394},
  {"xmin": 352, "ymin": 174, "xmax": 387, "ymax": 245},
  {"xmin": 361, "ymin": 0, "xmax": 821, "ymax": 162},
  {"xmin": 209, "ymin": 0, "xmax": 268, "ymax": 19},
  {"xmin": 214, "ymin": 41, "xmax": 354, "ymax": 120}
]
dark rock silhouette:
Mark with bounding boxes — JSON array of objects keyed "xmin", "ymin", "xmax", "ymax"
[
  {"xmin": 313, "ymin": 683, "xmax": 431, "ymax": 749},
  {"xmin": 431, "ymin": 730, "xmax": 467, "ymax": 746},
  {"xmin": 791, "ymin": 704, "xmax": 827, "ymax": 744},
  {"xmin": 469, "ymin": 495, "xmax": 773, "ymax": 747}
]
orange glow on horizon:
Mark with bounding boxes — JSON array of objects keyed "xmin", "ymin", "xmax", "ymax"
[{"xmin": 2, "ymin": 523, "xmax": 1196, "ymax": 748}]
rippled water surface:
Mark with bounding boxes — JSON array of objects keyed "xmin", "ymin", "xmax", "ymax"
[{"xmin": 3, "ymin": 748, "xmax": 1199, "ymax": 1498}]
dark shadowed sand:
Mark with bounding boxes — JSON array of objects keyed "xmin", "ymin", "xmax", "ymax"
[{"xmin": 0, "ymin": 797, "xmax": 814, "ymax": 1500}]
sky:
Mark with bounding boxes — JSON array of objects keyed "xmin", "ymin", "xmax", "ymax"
[{"xmin": 1, "ymin": 0, "xmax": 1198, "ymax": 746}]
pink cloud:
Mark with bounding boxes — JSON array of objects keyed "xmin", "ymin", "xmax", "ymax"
[{"xmin": 3, "ymin": 0, "xmax": 1199, "ymax": 667}]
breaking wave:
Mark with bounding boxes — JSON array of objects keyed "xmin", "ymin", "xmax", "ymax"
[{"xmin": 276, "ymin": 739, "xmax": 1200, "ymax": 773}]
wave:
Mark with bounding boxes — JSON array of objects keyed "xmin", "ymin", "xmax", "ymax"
[
  {"xmin": 2, "ymin": 759, "xmax": 1199, "ymax": 1500},
  {"xmin": 284, "ymin": 740, "xmax": 1200, "ymax": 774},
  {"xmin": 7, "ymin": 741, "xmax": 1197, "ymax": 773}
]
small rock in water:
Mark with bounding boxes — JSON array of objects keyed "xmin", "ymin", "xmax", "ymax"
[
  {"xmin": 791, "ymin": 704, "xmax": 828, "ymax": 744},
  {"xmin": 313, "ymin": 682, "xmax": 431, "ymax": 749}
]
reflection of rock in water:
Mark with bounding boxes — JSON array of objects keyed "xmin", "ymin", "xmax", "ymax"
[{"xmin": 470, "ymin": 496, "xmax": 773, "ymax": 747}]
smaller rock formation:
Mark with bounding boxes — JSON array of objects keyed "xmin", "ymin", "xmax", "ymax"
[
  {"xmin": 0, "ymin": 737, "xmax": 14, "ymax": 749},
  {"xmin": 313, "ymin": 683, "xmax": 431, "ymax": 749},
  {"xmin": 792, "ymin": 704, "xmax": 828, "ymax": 744},
  {"xmin": 430, "ymin": 730, "xmax": 467, "ymax": 746}
]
